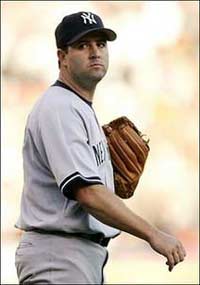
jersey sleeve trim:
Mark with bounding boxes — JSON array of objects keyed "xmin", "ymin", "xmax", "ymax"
[{"xmin": 60, "ymin": 172, "xmax": 103, "ymax": 199}]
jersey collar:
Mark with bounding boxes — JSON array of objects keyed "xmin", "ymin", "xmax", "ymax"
[{"xmin": 52, "ymin": 80, "xmax": 93, "ymax": 107}]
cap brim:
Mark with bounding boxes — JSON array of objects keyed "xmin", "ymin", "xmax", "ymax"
[{"xmin": 67, "ymin": 28, "xmax": 117, "ymax": 45}]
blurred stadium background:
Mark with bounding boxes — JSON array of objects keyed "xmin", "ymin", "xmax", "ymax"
[{"xmin": 1, "ymin": 1, "xmax": 199, "ymax": 284}]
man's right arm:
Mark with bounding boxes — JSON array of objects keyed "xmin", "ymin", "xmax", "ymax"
[{"xmin": 74, "ymin": 184, "xmax": 186, "ymax": 272}]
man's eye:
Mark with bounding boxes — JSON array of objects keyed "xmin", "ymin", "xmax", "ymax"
[
  {"xmin": 98, "ymin": 42, "xmax": 106, "ymax": 48},
  {"xmin": 78, "ymin": 43, "xmax": 88, "ymax": 49}
]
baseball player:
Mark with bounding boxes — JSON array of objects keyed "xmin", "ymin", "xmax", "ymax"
[{"xmin": 15, "ymin": 11, "xmax": 186, "ymax": 284}]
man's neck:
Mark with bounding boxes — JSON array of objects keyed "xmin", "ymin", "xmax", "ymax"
[{"xmin": 58, "ymin": 72, "xmax": 95, "ymax": 103}]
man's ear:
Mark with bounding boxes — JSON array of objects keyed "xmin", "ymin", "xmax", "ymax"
[{"xmin": 57, "ymin": 49, "xmax": 68, "ymax": 66}]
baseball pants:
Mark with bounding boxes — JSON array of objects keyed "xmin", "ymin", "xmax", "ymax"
[{"xmin": 15, "ymin": 231, "xmax": 109, "ymax": 284}]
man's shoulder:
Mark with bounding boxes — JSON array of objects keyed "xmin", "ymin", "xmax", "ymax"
[
  {"xmin": 28, "ymin": 84, "xmax": 92, "ymax": 126},
  {"xmin": 31, "ymin": 85, "xmax": 74, "ymax": 114},
  {"xmin": 43, "ymin": 85, "xmax": 75, "ymax": 106}
]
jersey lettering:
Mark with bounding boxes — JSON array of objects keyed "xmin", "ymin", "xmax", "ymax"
[{"xmin": 92, "ymin": 141, "xmax": 106, "ymax": 166}]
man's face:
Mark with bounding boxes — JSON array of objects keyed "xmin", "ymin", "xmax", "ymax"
[{"xmin": 61, "ymin": 33, "xmax": 109, "ymax": 86}]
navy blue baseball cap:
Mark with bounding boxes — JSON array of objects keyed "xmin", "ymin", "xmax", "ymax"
[{"xmin": 55, "ymin": 11, "xmax": 117, "ymax": 49}]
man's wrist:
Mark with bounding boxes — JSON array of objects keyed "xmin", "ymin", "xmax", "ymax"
[{"xmin": 144, "ymin": 224, "xmax": 158, "ymax": 243}]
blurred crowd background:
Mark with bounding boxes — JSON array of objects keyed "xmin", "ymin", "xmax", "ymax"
[{"xmin": 1, "ymin": 1, "xmax": 199, "ymax": 284}]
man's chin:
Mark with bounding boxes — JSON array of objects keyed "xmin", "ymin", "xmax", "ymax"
[{"xmin": 90, "ymin": 70, "xmax": 106, "ymax": 82}]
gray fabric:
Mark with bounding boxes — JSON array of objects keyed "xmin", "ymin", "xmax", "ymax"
[
  {"xmin": 15, "ymin": 231, "xmax": 108, "ymax": 284},
  {"xmin": 15, "ymin": 85, "xmax": 120, "ymax": 238}
]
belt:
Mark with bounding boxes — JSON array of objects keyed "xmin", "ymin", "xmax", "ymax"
[
  {"xmin": 30, "ymin": 229, "xmax": 110, "ymax": 247},
  {"xmin": 78, "ymin": 232, "xmax": 110, "ymax": 247}
]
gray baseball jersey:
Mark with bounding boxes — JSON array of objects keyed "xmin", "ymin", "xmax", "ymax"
[{"xmin": 15, "ymin": 80, "xmax": 120, "ymax": 238}]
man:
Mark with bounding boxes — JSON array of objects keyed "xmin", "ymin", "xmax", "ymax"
[{"xmin": 15, "ymin": 11, "xmax": 186, "ymax": 284}]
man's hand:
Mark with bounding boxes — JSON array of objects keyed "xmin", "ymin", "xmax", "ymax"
[{"xmin": 149, "ymin": 229, "xmax": 186, "ymax": 272}]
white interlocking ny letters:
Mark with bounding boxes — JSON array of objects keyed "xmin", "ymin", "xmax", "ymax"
[{"xmin": 81, "ymin": 12, "xmax": 97, "ymax": 25}]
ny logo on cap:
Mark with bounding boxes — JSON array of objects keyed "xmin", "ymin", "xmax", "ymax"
[{"xmin": 81, "ymin": 12, "xmax": 97, "ymax": 25}]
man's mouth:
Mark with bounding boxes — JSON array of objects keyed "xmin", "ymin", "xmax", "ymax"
[{"xmin": 89, "ymin": 62, "xmax": 104, "ymax": 67}]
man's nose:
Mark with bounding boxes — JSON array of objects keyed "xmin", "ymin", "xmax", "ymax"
[{"xmin": 89, "ymin": 44, "xmax": 100, "ymax": 58}]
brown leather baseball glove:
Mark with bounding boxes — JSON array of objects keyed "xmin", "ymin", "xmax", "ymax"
[{"xmin": 102, "ymin": 116, "xmax": 150, "ymax": 199}]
